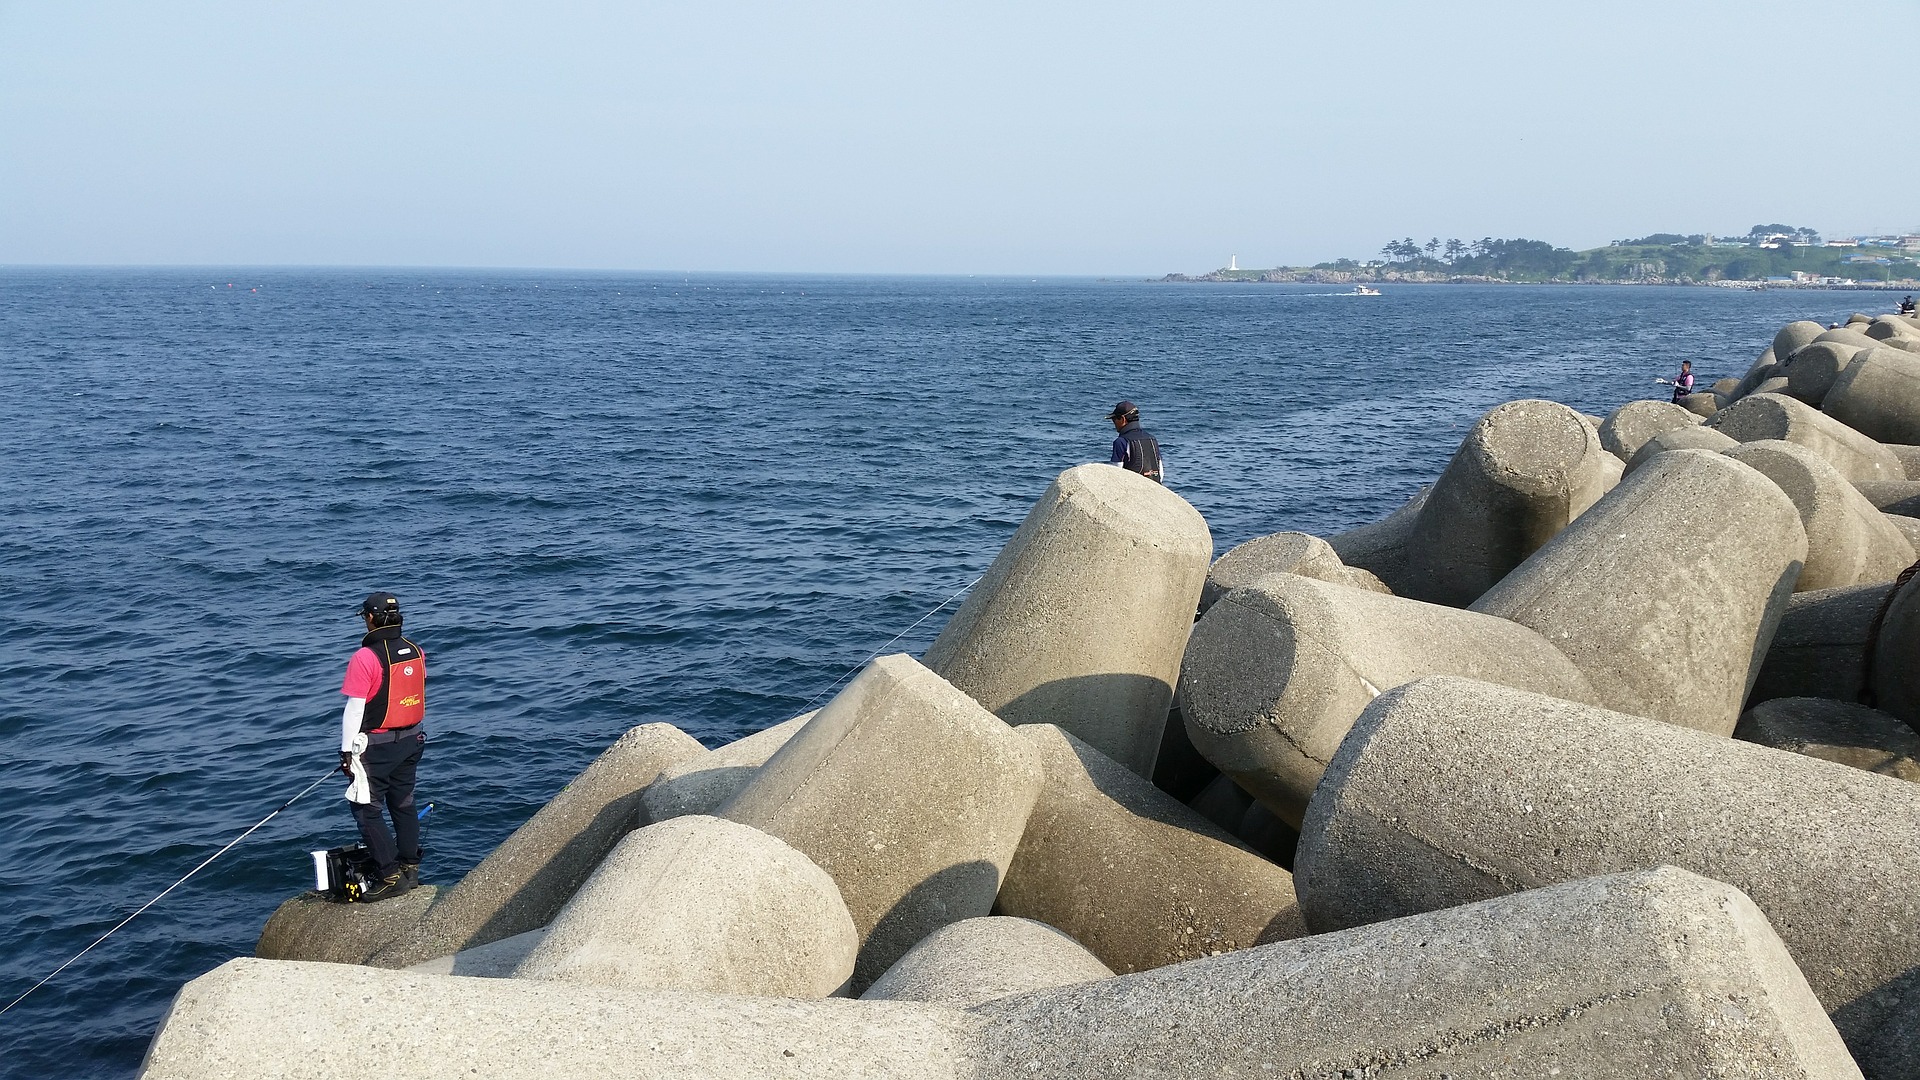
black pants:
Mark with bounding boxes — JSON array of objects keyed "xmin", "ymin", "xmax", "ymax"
[{"xmin": 351, "ymin": 728, "xmax": 424, "ymax": 877}]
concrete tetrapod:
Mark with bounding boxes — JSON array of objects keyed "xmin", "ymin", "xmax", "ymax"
[
  {"xmin": 1180, "ymin": 572, "xmax": 1597, "ymax": 826},
  {"xmin": 1293, "ymin": 676, "xmax": 1920, "ymax": 1077},
  {"xmin": 1784, "ymin": 341, "xmax": 1864, "ymax": 406},
  {"xmin": 1736, "ymin": 697, "xmax": 1920, "ymax": 783},
  {"xmin": 1325, "ymin": 485, "xmax": 1429, "ymax": 594},
  {"xmin": 1622, "ymin": 423, "xmax": 1738, "ymax": 476},
  {"xmin": 255, "ymin": 886, "xmax": 439, "ymax": 966},
  {"xmin": 638, "ymin": 712, "xmax": 811, "ymax": 824},
  {"xmin": 860, "ymin": 916, "xmax": 1113, "ymax": 1008},
  {"xmin": 1776, "ymin": 319, "xmax": 1827, "ymax": 362},
  {"xmin": 719, "ymin": 654, "xmax": 1043, "ymax": 992},
  {"xmin": 1400, "ymin": 399, "xmax": 1615, "ymax": 606},
  {"xmin": 922, "ymin": 464, "xmax": 1212, "ymax": 777},
  {"xmin": 994, "ymin": 724, "xmax": 1305, "ymax": 974},
  {"xmin": 1826, "ymin": 347, "xmax": 1920, "ymax": 446},
  {"xmin": 1870, "ymin": 569, "xmax": 1920, "ymax": 731},
  {"xmin": 1598, "ymin": 398, "xmax": 1701, "ymax": 462},
  {"xmin": 512, "ymin": 815, "xmax": 858, "ymax": 998},
  {"xmin": 1679, "ymin": 391, "xmax": 1719, "ymax": 417},
  {"xmin": 1851, "ymin": 480, "xmax": 1920, "ymax": 515},
  {"xmin": 1749, "ymin": 582, "xmax": 1891, "ymax": 704},
  {"xmin": 1706, "ymin": 392, "xmax": 1905, "ymax": 484},
  {"xmin": 1199, "ymin": 531, "xmax": 1386, "ymax": 615},
  {"xmin": 1470, "ymin": 448, "xmax": 1806, "ymax": 735},
  {"xmin": 1723, "ymin": 440, "xmax": 1916, "ymax": 591},
  {"xmin": 976, "ymin": 867, "xmax": 1859, "ymax": 1080},
  {"xmin": 357, "ymin": 722, "xmax": 705, "ymax": 968}
]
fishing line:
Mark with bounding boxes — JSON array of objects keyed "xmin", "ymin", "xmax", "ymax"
[
  {"xmin": 794, "ymin": 574, "xmax": 983, "ymax": 714},
  {"xmin": 0, "ymin": 766, "xmax": 338, "ymax": 1019}
]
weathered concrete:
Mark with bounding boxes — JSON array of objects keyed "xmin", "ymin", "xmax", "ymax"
[
  {"xmin": 1598, "ymin": 398, "xmax": 1701, "ymax": 462},
  {"xmin": 1783, "ymin": 340, "xmax": 1864, "ymax": 406},
  {"xmin": 1736, "ymin": 697, "xmax": 1920, "ymax": 783},
  {"xmin": 977, "ymin": 867, "xmax": 1861, "ymax": 1080},
  {"xmin": 719, "ymin": 654, "xmax": 1043, "ymax": 991},
  {"xmin": 1826, "ymin": 347, "xmax": 1920, "ymax": 446},
  {"xmin": 366, "ymin": 723, "xmax": 705, "ymax": 968},
  {"xmin": 255, "ymin": 886, "xmax": 439, "ymax": 965},
  {"xmin": 1200, "ymin": 531, "xmax": 1385, "ymax": 615},
  {"xmin": 1294, "ymin": 675, "xmax": 1920, "ymax": 1075},
  {"xmin": 1890, "ymin": 444, "xmax": 1920, "ymax": 480},
  {"xmin": 406, "ymin": 927, "xmax": 546, "ymax": 977},
  {"xmin": 1325, "ymin": 484, "xmax": 1429, "ymax": 593},
  {"xmin": 1868, "ymin": 316, "xmax": 1920, "ymax": 343},
  {"xmin": 1886, "ymin": 512, "xmax": 1920, "ymax": 552},
  {"xmin": 922, "ymin": 464, "xmax": 1212, "ymax": 777},
  {"xmin": 1852, "ymin": 479, "xmax": 1920, "ymax": 514},
  {"xmin": 1819, "ymin": 327, "xmax": 1884, "ymax": 351},
  {"xmin": 1181, "ymin": 572, "xmax": 1595, "ymax": 825},
  {"xmin": 1775, "ymin": 319, "xmax": 1826, "ymax": 361},
  {"xmin": 1723, "ymin": 440, "xmax": 1915, "ymax": 590},
  {"xmin": 1401, "ymin": 399, "xmax": 1615, "ymax": 606},
  {"xmin": 638, "ymin": 712, "xmax": 811, "ymax": 824},
  {"xmin": 1471, "ymin": 449, "xmax": 1806, "ymax": 735},
  {"xmin": 1753, "ymin": 374, "xmax": 1792, "ymax": 397},
  {"xmin": 1622, "ymin": 423, "xmax": 1738, "ymax": 475},
  {"xmin": 513, "ymin": 815, "xmax": 858, "ymax": 998},
  {"xmin": 995, "ymin": 724, "xmax": 1305, "ymax": 974},
  {"xmin": 1679, "ymin": 390, "xmax": 1719, "ymax": 417},
  {"xmin": 1712, "ymin": 376, "xmax": 1742, "ymax": 397},
  {"xmin": 1871, "ymin": 570, "xmax": 1920, "ymax": 732},
  {"xmin": 1706, "ymin": 393, "xmax": 1906, "ymax": 483},
  {"xmin": 1749, "ymin": 583, "xmax": 1890, "ymax": 705},
  {"xmin": 860, "ymin": 917, "xmax": 1113, "ymax": 1009},
  {"xmin": 140, "ymin": 958, "xmax": 980, "ymax": 1080}
]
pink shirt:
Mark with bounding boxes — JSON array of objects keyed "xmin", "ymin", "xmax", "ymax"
[{"xmin": 341, "ymin": 647, "xmax": 383, "ymax": 699}]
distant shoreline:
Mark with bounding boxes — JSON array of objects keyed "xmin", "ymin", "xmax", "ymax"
[{"xmin": 1158, "ymin": 272, "xmax": 1920, "ymax": 292}]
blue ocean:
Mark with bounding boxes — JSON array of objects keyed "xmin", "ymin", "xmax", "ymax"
[{"xmin": 0, "ymin": 270, "xmax": 1886, "ymax": 1076}]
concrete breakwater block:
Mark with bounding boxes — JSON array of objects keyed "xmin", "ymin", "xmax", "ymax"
[
  {"xmin": 1776, "ymin": 319, "xmax": 1827, "ymax": 361},
  {"xmin": 1199, "ymin": 531, "xmax": 1385, "ymax": 615},
  {"xmin": 405, "ymin": 926, "xmax": 546, "ymax": 977},
  {"xmin": 719, "ymin": 653, "xmax": 1043, "ymax": 992},
  {"xmin": 1623, "ymin": 423, "xmax": 1738, "ymax": 475},
  {"xmin": 255, "ymin": 885, "xmax": 439, "ymax": 965},
  {"xmin": 994, "ymin": 724, "xmax": 1305, "ymax": 974},
  {"xmin": 1707, "ymin": 392, "xmax": 1905, "ymax": 484},
  {"xmin": 1401, "ymin": 399, "xmax": 1615, "ymax": 606},
  {"xmin": 1749, "ymin": 582, "xmax": 1891, "ymax": 705},
  {"xmin": 1826, "ymin": 347, "xmax": 1920, "ymax": 446},
  {"xmin": 1736, "ymin": 697, "xmax": 1920, "ymax": 783},
  {"xmin": 638, "ymin": 712, "xmax": 811, "ymax": 824},
  {"xmin": 1869, "ymin": 316, "xmax": 1920, "ymax": 343},
  {"xmin": 364, "ymin": 722, "xmax": 705, "ymax": 968},
  {"xmin": 860, "ymin": 916, "xmax": 1113, "ymax": 1008},
  {"xmin": 976, "ymin": 867, "xmax": 1860, "ymax": 1080},
  {"xmin": 1784, "ymin": 340, "xmax": 1864, "ymax": 407},
  {"xmin": 1470, "ymin": 449, "xmax": 1805, "ymax": 736},
  {"xmin": 512, "ymin": 815, "xmax": 857, "ymax": 998},
  {"xmin": 1820, "ymin": 327, "xmax": 1884, "ymax": 351},
  {"xmin": 140, "ymin": 958, "xmax": 980, "ymax": 1080},
  {"xmin": 1679, "ymin": 390, "xmax": 1720, "ymax": 416},
  {"xmin": 1598, "ymin": 398, "xmax": 1701, "ymax": 462},
  {"xmin": 1180, "ymin": 572, "xmax": 1596, "ymax": 825},
  {"xmin": 923, "ymin": 464, "xmax": 1212, "ymax": 777},
  {"xmin": 1870, "ymin": 570, "xmax": 1920, "ymax": 730},
  {"xmin": 1724, "ymin": 440, "xmax": 1915, "ymax": 591},
  {"xmin": 1294, "ymin": 675, "xmax": 1920, "ymax": 1074},
  {"xmin": 1851, "ymin": 479, "xmax": 1920, "ymax": 515},
  {"xmin": 1325, "ymin": 484, "xmax": 1429, "ymax": 592}
]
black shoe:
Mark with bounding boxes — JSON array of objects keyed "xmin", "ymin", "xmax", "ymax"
[
  {"xmin": 400, "ymin": 862, "xmax": 420, "ymax": 889},
  {"xmin": 358, "ymin": 871, "xmax": 415, "ymax": 904}
]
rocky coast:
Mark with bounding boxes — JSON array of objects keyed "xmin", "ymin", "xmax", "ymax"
[{"xmin": 138, "ymin": 309, "xmax": 1920, "ymax": 1078}]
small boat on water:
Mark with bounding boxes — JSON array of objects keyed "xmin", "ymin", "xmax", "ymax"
[{"xmin": 1346, "ymin": 285, "xmax": 1382, "ymax": 296}]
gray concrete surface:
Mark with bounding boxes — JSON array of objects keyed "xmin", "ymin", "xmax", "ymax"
[
  {"xmin": 1294, "ymin": 675, "xmax": 1920, "ymax": 1075},
  {"xmin": 1871, "ymin": 570, "xmax": 1920, "ymax": 731},
  {"xmin": 1706, "ymin": 392, "xmax": 1905, "ymax": 483},
  {"xmin": 1851, "ymin": 480, "xmax": 1920, "ymax": 514},
  {"xmin": 405, "ymin": 927, "xmax": 547, "ymax": 977},
  {"xmin": 1776, "ymin": 319, "xmax": 1827, "ymax": 362},
  {"xmin": 995, "ymin": 724, "xmax": 1304, "ymax": 974},
  {"xmin": 860, "ymin": 917, "xmax": 1113, "ymax": 1009},
  {"xmin": 639, "ymin": 712, "xmax": 812, "ymax": 824},
  {"xmin": 1679, "ymin": 390, "xmax": 1719, "ymax": 416},
  {"xmin": 1325, "ymin": 484, "xmax": 1429, "ymax": 594},
  {"xmin": 1723, "ymin": 440, "xmax": 1915, "ymax": 590},
  {"xmin": 513, "ymin": 815, "xmax": 858, "ymax": 998},
  {"xmin": 255, "ymin": 885, "xmax": 439, "ymax": 965},
  {"xmin": 1401, "ymin": 399, "xmax": 1615, "ymax": 606},
  {"xmin": 1181, "ymin": 571, "xmax": 1596, "ymax": 824},
  {"xmin": 1736, "ymin": 697, "xmax": 1920, "ymax": 783},
  {"xmin": 1471, "ymin": 448, "xmax": 1806, "ymax": 735},
  {"xmin": 720, "ymin": 653, "xmax": 1043, "ymax": 992},
  {"xmin": 366, "ymin": 722, "xmax": 706, "ymax": 967},
  {"xmin": 977, "ymin": 867, "xmax": 1861, "ymax": 1080},
  {"xmin": 1598, "ymin": 398, "xmax": 1701, "ymax": 462},
  {"xmin": 1826, "ymin": 347, "xmax": 1920, "ymax": 446},
  {"xmin": 922, "ymin": 464, "xmax": 1212, "ymax": 777},
  {"xmin": 1623, "ymin": 423, "xmax": 1738, "ymax": 475},
  {"xmin": 1784, "ymin": 340, "xmax": 1864, "ymax": 407},
  {"xmin": 1200, "ymin": 530, "xmax": 1385, "ymax": 614},
  {"xmin": 1749, "ymin": 582, "xmax": 1890, "ymax": 705}
]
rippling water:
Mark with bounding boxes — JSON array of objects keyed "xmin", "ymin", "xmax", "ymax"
[{"xmin": 0, "ymin": 269, "xmax": 1883, "ymax": 1075}]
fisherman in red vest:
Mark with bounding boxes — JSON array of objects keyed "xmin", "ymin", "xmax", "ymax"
[{"xmin": 337, "ymin": 591, "xmax": 427, "ymax": 902}]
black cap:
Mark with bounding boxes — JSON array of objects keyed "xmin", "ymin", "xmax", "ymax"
[
  {"xmin": 1107, "ymin": 400, "xmax": 1138, "ymax": 421},
  {"xmin": 358, "ymin": 592, "xmax": 401, "ymax": 618}
]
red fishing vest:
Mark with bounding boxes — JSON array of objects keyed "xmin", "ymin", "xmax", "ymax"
[{"xmin": 358, "ymin": 627, "xmax": 426, "ymax": 733}]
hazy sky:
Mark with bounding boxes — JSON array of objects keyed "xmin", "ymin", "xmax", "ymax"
[{"xmin": 3, "ymin": 2, "xmax": 1915, "ymax": 274}]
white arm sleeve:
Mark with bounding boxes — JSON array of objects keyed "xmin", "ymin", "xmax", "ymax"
[{"xmin": 341, "ymin": 698, "xmax": 366, "ymax": 752}]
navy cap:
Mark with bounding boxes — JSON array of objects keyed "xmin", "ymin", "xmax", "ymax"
[
  {"xmin": 358, "ymin": 592, "xmax": 401, "ymax": 618},
  {"xmin": 1106, "ymin": 400, "xmax": 1138, "ymax": 420}
]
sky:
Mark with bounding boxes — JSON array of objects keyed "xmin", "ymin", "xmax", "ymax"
[{"xmin": 2, "ymin": 1, "xmax": 1916, "ymax": 274}]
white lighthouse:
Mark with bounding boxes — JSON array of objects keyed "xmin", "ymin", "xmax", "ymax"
[{"xmin": 1228, "ymin": 254, "xmax": 1239, "ymax": 271}]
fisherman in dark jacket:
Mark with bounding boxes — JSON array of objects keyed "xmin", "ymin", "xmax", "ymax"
[{"xmin": 1106, "ymin": 401, "xmax": 1163, "ymax": 483}]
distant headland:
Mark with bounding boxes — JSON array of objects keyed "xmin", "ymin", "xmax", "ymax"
[{"xmin": 1167, "ymin": 225, "xmax": 1920, "ymax": 289}]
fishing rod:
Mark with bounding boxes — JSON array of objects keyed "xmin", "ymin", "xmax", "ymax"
[
  {"xmin": 0, "ymin": 765, "xmax": 339, "ymax": 1019},
  {"xmin": 793, "ymin": 573, "xmax": 984, "ymax": 714}
]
